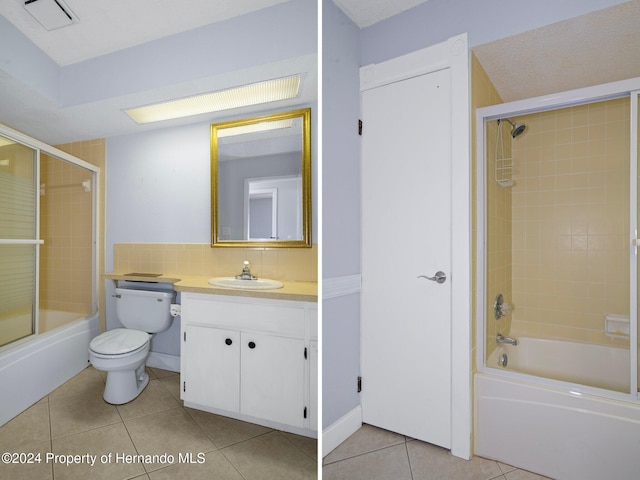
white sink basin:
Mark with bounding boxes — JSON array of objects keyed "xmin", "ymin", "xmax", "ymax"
[{"xmin": 208, "ymin": 277, "xmax": 284, "ymax": 290}]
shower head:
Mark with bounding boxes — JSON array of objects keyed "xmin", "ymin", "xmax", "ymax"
[{"xmin": 501, "ymin": 118, "xmax": 526, "ymax": 138}]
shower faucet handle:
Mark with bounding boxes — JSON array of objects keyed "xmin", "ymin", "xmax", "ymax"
[{"xmin": 494, "ymin": 293, "xmax": 513, "ymax": 320}]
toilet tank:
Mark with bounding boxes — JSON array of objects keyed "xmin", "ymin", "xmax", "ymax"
[{"xmin": 114, "ymin": 287, "xmax": 175, "ymax": 332}]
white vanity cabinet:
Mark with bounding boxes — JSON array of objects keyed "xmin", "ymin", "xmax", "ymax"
[{"xmin": 180, "ymin": 292, "xmax": 317, "ymax": 437}]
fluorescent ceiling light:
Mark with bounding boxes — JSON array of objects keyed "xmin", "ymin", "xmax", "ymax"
[
  {"xmin": 218, "ymin": 119, "xmax": 294, "ymax": 138},
  {"xmin": 125, "ymin": 76, "xmax": 302, "ymax": 124}
]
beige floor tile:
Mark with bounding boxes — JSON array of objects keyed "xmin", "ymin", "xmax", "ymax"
[
  {"xmin": 116, "ymin": 379, "xmax": 180, "ymax": 420},
  {"xmin": 0, "ymin": 440, "xmax": 53, "ymax": 480},
  {"xmin": 51, "ymin": 422, "xmax": 145, "ymax": 480},
  {"xmin": 407, "ymin": 440, "xmax": 504, "ymax": 480},
  {"xmin": 148, "ymin": 367, "xmax": 178, "ymax": 379},
  {"xmin": 323, "ymin": 424, "xmax": 406, "ymax": 464},
  {"xmin": 504, "ymin": 469, "xmax": 554, "ymax": 479},
  {"xmin": 50, "ymin": 367, "xmax": 104, "ymax": 399},
  {"xmin": 0, "ymin": 402, "xmax": 50, "ymax": 450},
  {"xmin": 185, "ymin": 408, "xmax": 272, "ymax": 449},
  {"xmin": 148, "ymin": 450, "xmax": 244, "ymax": 480},
  {"xmin": 499, "ymin": 462, "xmax": 518, "ymax": 474},
  {"xmin": 48, "ymin": 372, "xmax": 121, "ymax": 438},
  {"xmin": 157, "ymin": 375, "xmax": 181, "ymax": 404},
  {"xmin": 124, "ymin": 407, "xmax": 216, "ymax": 472},
  {"xmin": 322, "ymin": 443, "xmax": 412, "ymax": 480},
  {"xmin": 222, "ymin": 431, "xmax": 317, "ymax": 480},
  {"xmin": 282, "ymin": 432, "xmax": 318, "ymax": 461}
]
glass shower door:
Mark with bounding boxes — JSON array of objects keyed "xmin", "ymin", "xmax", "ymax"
[{"xmin": 0, "ymin": 135, "xmax": 38, "ymax": 348}]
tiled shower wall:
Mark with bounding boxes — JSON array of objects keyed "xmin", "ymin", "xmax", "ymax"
[
  {"xmin": 40, "ymin": 139, "xmax": 106, "ymax": 330},
  {"xmin": 509, "ymin": 98, "xmax": 630, "ymax": 345},
  {"xmin": 39, "ymin": 155, "xmax": 93, "ymax": 316}
]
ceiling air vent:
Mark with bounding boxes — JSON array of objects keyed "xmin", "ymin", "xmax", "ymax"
[{"xmin": 24, "ymin": 0, "xmax": 76, "ymax": 31}]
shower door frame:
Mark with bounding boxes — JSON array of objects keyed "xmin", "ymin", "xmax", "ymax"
[
  {"xmin": 0, "ymin": 123, "xmax": 99, "ymax": 350},
  {"xmin": 476, "ymin": 77, "xmax": 640, "ymax": 403}
]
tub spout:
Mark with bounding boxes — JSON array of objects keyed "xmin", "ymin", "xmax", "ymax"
[{"xmin": 496, "ymin": 333, "xmax": 518, "ymax": 346}]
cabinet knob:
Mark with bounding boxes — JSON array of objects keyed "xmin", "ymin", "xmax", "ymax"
[
  {"xmin": 248, "ymin": 341, "xmax": 256, "ymax": 349},
  {"xmin": 225, "ymin": 338, "xmax": 233, "ymax": 346}
]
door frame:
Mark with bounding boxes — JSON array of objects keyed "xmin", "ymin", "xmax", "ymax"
[{"xmin": 359, "ymin": 33, "xmax": 471, "ymax": 459}]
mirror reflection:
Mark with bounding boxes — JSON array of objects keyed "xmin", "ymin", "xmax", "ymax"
[{"xmin": 211, "ymin": 108, "xmax": 311, "ymax": 247}]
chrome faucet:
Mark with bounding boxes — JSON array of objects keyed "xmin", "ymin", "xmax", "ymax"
[
  {"xmin": 496, "ymin": 333, "xmax": 518, "ymax": 346},
  {"xmin": 235, "ymin": 260, "xmax": 257, "ymax": 280}
]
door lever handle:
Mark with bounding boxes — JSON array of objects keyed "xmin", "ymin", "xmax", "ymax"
[{"xmin": 417, "ymin": 271, "xmax": 447, "ymax": 284}]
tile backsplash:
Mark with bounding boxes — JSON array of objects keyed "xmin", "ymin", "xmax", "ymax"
[{"xmin": 113, "ymin": 243, "xmax": 317, "ymax": 282}]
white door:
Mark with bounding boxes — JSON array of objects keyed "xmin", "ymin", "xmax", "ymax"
[{"xmin": 361, "ymin": 68, "xmax": 452, "ymax": 448}]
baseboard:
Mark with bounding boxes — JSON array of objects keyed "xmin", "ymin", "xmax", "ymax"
[
  {"xmin": 147, "ymin": 351, "xmax": 180, "ymax": 372},
  {"xmin": 322, "ymin": 405, "xmax": 362, "ymax": 457}
]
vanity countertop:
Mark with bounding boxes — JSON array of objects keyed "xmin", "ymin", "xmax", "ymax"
[{"xmin": 105, "ymin": 273, "xmax": 317, "ymax": 302}]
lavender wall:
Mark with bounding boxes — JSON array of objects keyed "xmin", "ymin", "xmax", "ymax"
[
  {"xmin": 322, "ymin": 0, "xmax": 362, "ymax": 429},
  {"xmin": 105, "ymin": 102, "xmax": 316, "ymax": 357},
  {"xmin": 61, "ymin": 0, "xmax": 317, "ymax": 106}
]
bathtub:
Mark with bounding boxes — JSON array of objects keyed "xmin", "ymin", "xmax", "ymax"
[
  {"xmin": 475, "ymin": 337, "xmax": 640, "ymax": 480},
  {"xmin": 488, "ymin": 337, "xmax": 630, "ymax": 392},
  {"xmin": 0, "ymin": 311, "xmax": 100, "ymax": 426}
]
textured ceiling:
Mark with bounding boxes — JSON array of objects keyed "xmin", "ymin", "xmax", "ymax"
[
  {"xmin": 474, "ymin": 0, "xmax": 640, "ymax": 102},
  {"xmin": 332, "ymin": 0, "xmax": 430, "ymax": 28},
  {"xmin": 0, "ymin": 0, "xmax": 289, "ymax": 66}
]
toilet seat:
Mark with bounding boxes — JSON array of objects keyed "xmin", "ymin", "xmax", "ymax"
[{"xmin": 90, "ymin": 328, "xmax": 149, "ymax": 356}]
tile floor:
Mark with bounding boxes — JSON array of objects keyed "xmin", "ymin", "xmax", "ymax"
[
  {"xmin": 0, "ymin": 366, "xmax": 317, "ymax": 480},
  {"xmin": 322, "ymin": 424, "xmax": 553, "ymax": 480}
]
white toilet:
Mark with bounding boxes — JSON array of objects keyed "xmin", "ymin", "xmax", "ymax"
[{"xmin": 89, "ymin": 286, "xmax": 175, "ymax": 404}]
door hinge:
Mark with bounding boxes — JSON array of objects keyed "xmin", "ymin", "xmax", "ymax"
[
  {"xmin": 183, "ymin": 331, "xmax": 186, "ymax": 342},
  {"xmin": 304, "ymin": 407, "xmax": 307, "ymax": 419},
  {"xmin": 358, "ymin": 119, "xmax": 363, "ymax": 135},
  {"xmin": 357, "ymin": 376, "xmax": 362, "ymax": 393},
  {"xmin": 304, "ymin": 347, "xmax": 308, "ymax": 359},
  {"xmin": 183, "ymin": 381, "xmax": 186, "ymax": 393}
]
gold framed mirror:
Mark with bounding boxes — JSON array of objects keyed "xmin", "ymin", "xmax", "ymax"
[{"xmin": 211, "ymin": 108, "xmax": 311, "ymax": 247}]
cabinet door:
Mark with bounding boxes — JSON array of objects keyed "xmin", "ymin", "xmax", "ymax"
[
  {"xmin": 241, "ymin": 332, "xmax": 305, "ymax": 428},
  {"xmin": 183, "ymin": 325, "xmax": 240, "ymax": 412}
]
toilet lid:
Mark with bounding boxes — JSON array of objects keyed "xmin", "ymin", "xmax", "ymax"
[{"xmin": 90, "ymin": 328, "xmax": 149, "ymax": 355}]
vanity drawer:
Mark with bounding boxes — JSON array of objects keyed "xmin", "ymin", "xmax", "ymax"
[{"xmin": 181, "ymin": 293, "xmax": 307, "ymax": 338}]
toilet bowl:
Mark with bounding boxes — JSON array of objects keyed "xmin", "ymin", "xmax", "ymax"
[
  {"xmin": 89, "ymin": 287, "xmax": 174, "ymax": 404},
  {"xmin": 89, "ymin": 328, "xmax": 151, "ymax": 404}
]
